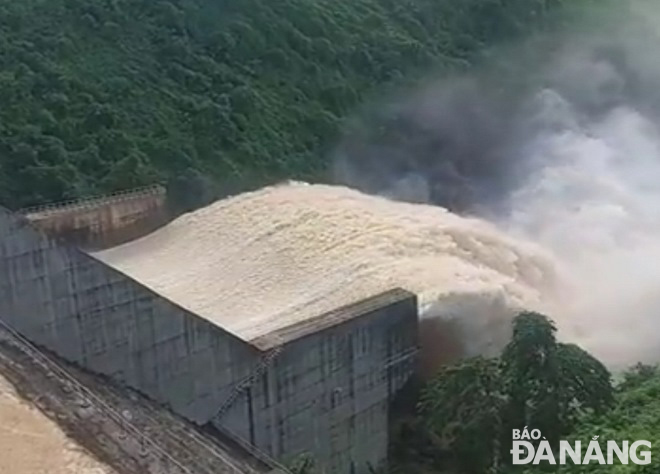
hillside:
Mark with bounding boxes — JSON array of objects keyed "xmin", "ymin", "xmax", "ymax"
[{"xmin": 0, "ymin": 0, "xmax": 572, "ymax": 209}]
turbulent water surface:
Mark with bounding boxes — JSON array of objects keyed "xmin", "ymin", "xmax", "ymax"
[{"xmin": 95, "ymin": 182, "xmax": 564, "ymax": 370}]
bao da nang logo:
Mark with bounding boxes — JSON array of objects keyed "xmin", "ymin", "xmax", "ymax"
[{"xmin": 510, "ymin": 427, "xmax": 652, "ymax": 465}]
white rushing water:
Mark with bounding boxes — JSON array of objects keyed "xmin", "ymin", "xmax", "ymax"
[{"xmin": 95, "ymin": 182, "xmax": 560, "ymax": 371}]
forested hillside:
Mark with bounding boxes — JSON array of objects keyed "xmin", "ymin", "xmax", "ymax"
[
  {"xmin": 389, "ymin": 314, "xmax": 660, "ymax": 474},
  {"xmin": 0, "ymin": 0, "xmax": 571, "ymax": 208}
]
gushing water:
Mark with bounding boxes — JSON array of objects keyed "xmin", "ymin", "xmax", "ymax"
[
  {"xmin": 332, "ymin": 1, "xmax": 660, "ymax": 370},
  {"xmin": 95, "ymin": 182, "xmax": 560, "ymax": 372}
]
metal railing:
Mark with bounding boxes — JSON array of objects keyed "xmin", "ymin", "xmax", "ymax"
[
  {"xmin": 383, "ymin": 346, "xmax": 420, "ymax": 369},
  {"xmin": 0, "ymin": 316, "xmax": 293, "ymax": 474},
  {"xmin": 211, "ymin": 337, "xmax": 292, "ymax": 474},
  {"xmin": 213, "ymin": 345, "xmax": 284, "ymax": 422},
  {"xmin": 0, "ymin": 317, "xmax": 197, "ymax": 474},
  {"xmin": 18, "ymin": 184, "xmax": 165, "ymax": 216}
]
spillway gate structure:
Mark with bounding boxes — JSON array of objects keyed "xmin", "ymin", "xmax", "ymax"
[{"xmin": 0, "ymin": 188, "xmax": 420, "ymax": 474}]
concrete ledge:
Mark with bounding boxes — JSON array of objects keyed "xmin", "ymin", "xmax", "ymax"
[{"xmin": 250, "ymin": 288, "xmax": 417, "ymax": 350}]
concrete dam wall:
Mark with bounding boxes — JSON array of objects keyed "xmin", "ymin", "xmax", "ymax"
[
  {"xmin": 21, "ymin": 185, "xmax": 169, "ymax": 251},
  {"xmin": 0, "ymin": 206, "xmax": 258, "ymax": 423},
  {"xmin": 0, "ymin": 203, "xmax": 419, "ymax": 474},
  {"xmin": 218, "ymin": 291, "xmax": 418, "ymax": 472}
]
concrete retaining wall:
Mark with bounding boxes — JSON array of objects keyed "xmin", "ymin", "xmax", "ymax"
[
  {"xmin": 0, "ymin": 206, "xmax": 258, "ymax": 423},
  {"xmin": 23, "ymin": 186, "xmax": 168, "ymax": 250}
]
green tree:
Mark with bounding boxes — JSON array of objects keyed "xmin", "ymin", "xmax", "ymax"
[
  {"xmin": 418, "ymin": 311, "xmax": 614, "ymax": 474},
  {"xmin": 420, "ymin": 356, "xmax": 504, "ymax": 473},
  {"xmin": 500, "ymin": 312, "xmax": 614, "ymax": 451},
  {"xmin": 547, "ymin": 364, "xmax": 660, "ymax": 474},
  {"xmin": 0, "ymin": 0, "xmax": 583, "ymax": 208}
]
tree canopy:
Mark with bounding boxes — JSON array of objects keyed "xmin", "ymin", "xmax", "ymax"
[
  {"xmin": 550, "ymin": 364, "xmax": 660, "ymax": 474},
  {"xmin": 416, "ymin": 311, "xmax": 614, "ymax": 474},
  {"xmin": 0, "ymin": 0, "xmax": 576, "ymax": 209}
]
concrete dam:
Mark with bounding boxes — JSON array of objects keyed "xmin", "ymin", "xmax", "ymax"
[{"xmin": 0, "ymin": 181, "xmax": 559, "ymax": 473}]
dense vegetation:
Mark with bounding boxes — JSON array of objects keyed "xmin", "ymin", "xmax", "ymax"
[
  {"xmin": 418, "ymin": 313, "xmax": 613, "ymax": 473},
  {"xmin": 0, "ymin": 0, "xmax": 574, "ymax": 209},
  {"xmin": 389, "ymin": 313, "xmax": 659, "ymax": 474},
  {"xmin": 551, "ymin": 365, "xmax": 660, "ymax": 474}
]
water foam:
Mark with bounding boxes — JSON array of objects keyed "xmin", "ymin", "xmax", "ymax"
[{"xmin": 94, "ymin": 183, "xmax": 559, "ymax": 368}]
